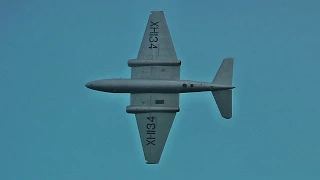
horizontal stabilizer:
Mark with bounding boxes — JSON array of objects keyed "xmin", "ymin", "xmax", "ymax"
[{"xmin": 212, "ymin": 90, "xmax": 232, "ymax": 119}]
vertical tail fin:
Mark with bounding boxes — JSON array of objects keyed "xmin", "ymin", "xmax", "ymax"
[
  {"xmin": 212, "ymin": 57, "xmax": 234, "ymax": 86},
  {"xmin": 212, "ymin": 58, "xmax": 234, "ymax": 119}
]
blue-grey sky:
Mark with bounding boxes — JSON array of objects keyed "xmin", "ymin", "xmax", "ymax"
[{"xmin": 1, "ymin": 0, "xmax": 320, "ymax": 179}]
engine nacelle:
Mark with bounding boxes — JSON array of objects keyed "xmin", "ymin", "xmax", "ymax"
[
  {"xmin": 126, "ymin": 106, "xmax": 180, "ymax": 114},
  {"xmin": 128, "ymin": 59, "xmax": 181, "ymax": 67}
]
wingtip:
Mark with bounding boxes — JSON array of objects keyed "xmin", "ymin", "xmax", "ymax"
[
  {"xmin": 151, "ymin": 10, "xmax": 164, "ymax": 14},
  {"xmin": 223, "ymin": 57, "xmax": 234, "ymax": 61},
  {"xmin": 146, "ymin": 161, "xmax": 159, "ymax": 164},
  {"xmin": 223, "ymin": 114, "xmax": 232, "ymax": 119},
  {"xmin": 146, "ymin": 159, "xmax": 160, "ymax": 164}
]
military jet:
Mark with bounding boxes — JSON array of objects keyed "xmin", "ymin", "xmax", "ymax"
[{"xmin": 85, "ymin": 11, "xmax": 235, "ymax": 164}]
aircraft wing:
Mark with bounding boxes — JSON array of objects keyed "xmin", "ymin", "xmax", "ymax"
[
  {"xmin": 129, "ymin": 11, "xmax": 180, "ymax": 164},
  {"xmin": 131, "ymin": 11, "xmax": 180, "ymax": 80},
  {"xmin": 135, "ymin": 112, "xmax": 176, "ymax": 164}
]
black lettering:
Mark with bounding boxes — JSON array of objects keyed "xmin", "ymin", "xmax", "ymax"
[
  {"xmin": 146, "ymin": 114, "xmax": 156, "ymax": 146},
  {"xmin": 146, "ymin": 129, "xmax": 155, "ymax": 146},
  {"xmin": 146, "ymin": 134, "xmax": 155, "ymax": 139},
  {"xmin": 150, "ymin": 27, "xmax": 159, "ymax": 34},
  {"xmin": 150, "ymin": 21, "xmax": 159, "ymax": 27},
  {"xmin": 149, "ymin": 37, "xmax": 158, "ymax": 42},
  {"xmin": 149, "ymin": 22, "xmax": 159, "ymax": 49},
  {"xmin": 149, "ymin": 43, "xmax": 157, "ymax": 49},
  {"xmin": 146, "ymin": 123, "xmax": 155, "ymax": 129},
  {"xmin": 147, "ymin": 139, "xmax": 155, "ymax": 146},
  {"xmin": 146, "ymin": 131, "xmax": 156, "ymax": 140},
  {"xmin": 147, "ymin": 116, "xmax": 155, "ymax": 122},
  {"xmin": 149, "ymin": 32, "xmax": 158, "ymax": 36},
  {"xmin": 146, "ymin": 116, "xmax": 156, "ymax": 146},
  {"xmin": 147, "ymin": 130, "xmax": 155, "ymax": 134}
]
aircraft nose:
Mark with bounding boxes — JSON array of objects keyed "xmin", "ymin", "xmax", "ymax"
[
  {"xmin": 85, "ymin": 81, "xmax": 103, "ymax": 91},
  {"xmin": 85, "ymin": 82, "xmax": 93, "ymax": 89},
  {"xmin": 85, "ymin": 80, "xmax": 106, "ymax": 91}
]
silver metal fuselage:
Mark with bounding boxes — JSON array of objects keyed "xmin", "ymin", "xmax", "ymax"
[{"xmin": 85, "ymin": 78, "xmax": 234, "ymax": 93}]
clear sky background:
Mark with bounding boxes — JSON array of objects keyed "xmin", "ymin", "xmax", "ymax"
[{"xmin": 1, "ymin": 0, "xmax": 320, "ymax": 179}]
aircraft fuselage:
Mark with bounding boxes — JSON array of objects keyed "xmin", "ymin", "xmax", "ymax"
[{"xmin": 85, "ymin": 78, "xmax": 234, "ymax": 93}]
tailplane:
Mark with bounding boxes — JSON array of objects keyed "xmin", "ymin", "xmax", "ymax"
[
  {"xmin": 212, "ymin": 90, "xmax": 232, "ymax": 119},
  {"xmin": 212, "ymin": 58, "xmax": 234, "ymax": 119}
]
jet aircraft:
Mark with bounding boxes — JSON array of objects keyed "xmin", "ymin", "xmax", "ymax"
[{"xmin": 85, "ymin": 11, "xmax": 235, "ymax": 164}]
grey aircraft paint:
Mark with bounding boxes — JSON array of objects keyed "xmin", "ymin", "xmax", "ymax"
[
  {"xmin": 85, "ymin": 79, "xmax": 234, "ymax": 93},
  {"xmin": 85, "ymin": 11, "xmax": 235, "ymax": 164}
]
